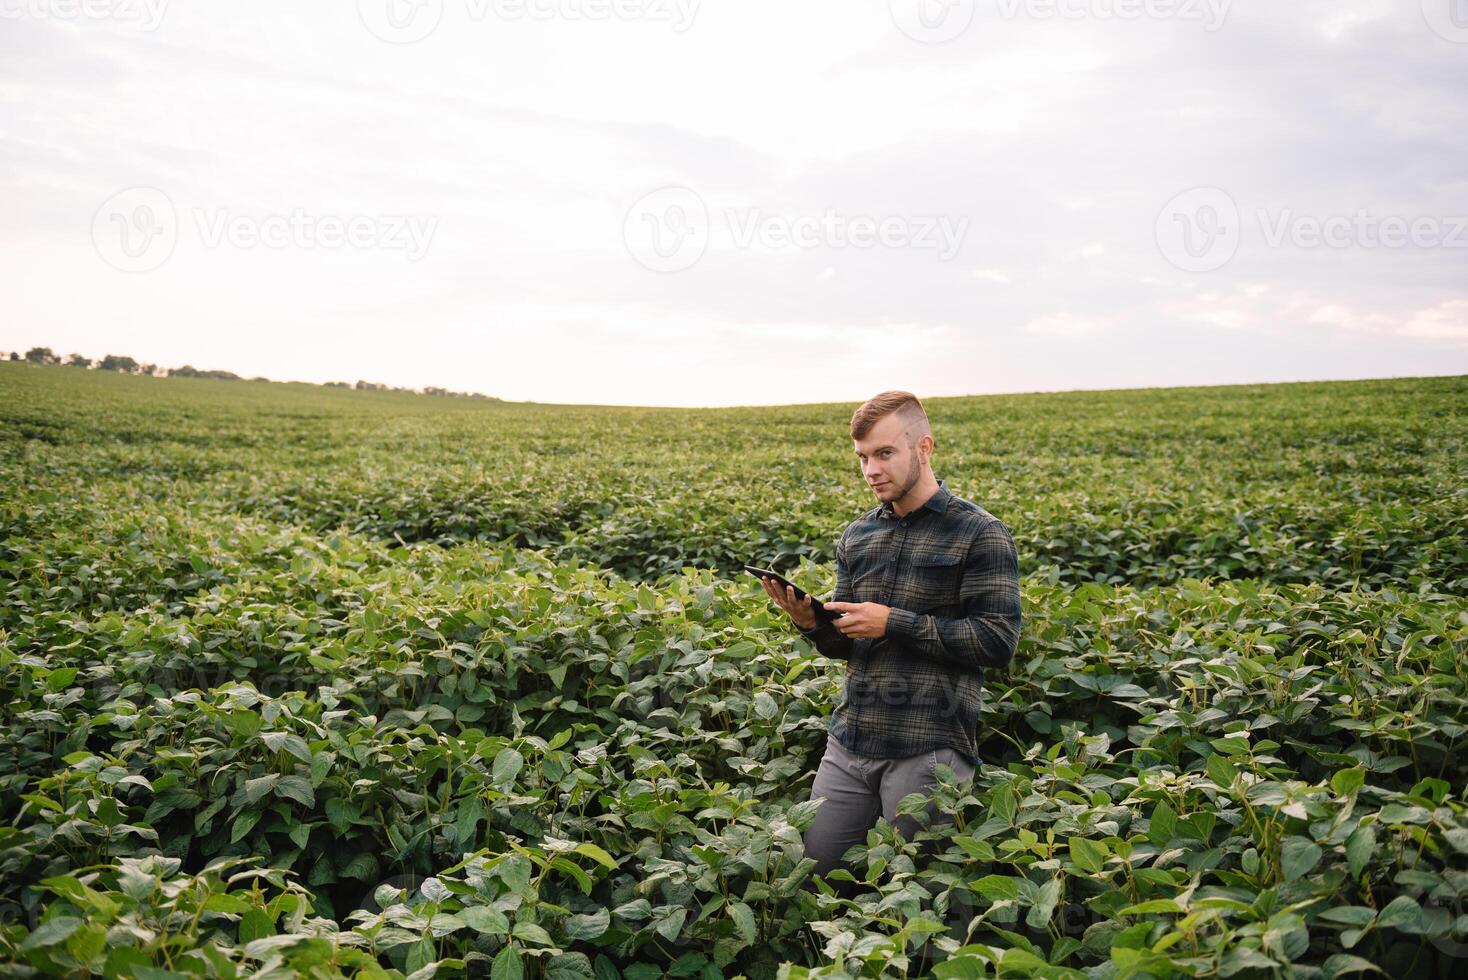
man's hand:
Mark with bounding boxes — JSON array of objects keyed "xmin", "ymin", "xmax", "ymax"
[
  {"xmin": 822, "ymin": 601, "xmax": 890, "ymax": 639},
  {"xmin": 760, "ymin": 576, "xmax": 818, "ymax": 631}
]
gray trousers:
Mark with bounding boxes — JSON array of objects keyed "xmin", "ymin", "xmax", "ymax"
[{"xmin": 801, "ymin": 736, "xmax": 977, "ymax": 889}]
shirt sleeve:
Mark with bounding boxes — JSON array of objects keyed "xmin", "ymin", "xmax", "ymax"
[
  {"xmin": 883, "ymin": 519, "xmax": 1022, "ymax": 673},
  {"xmin": 795, "ymin": 533, "xmax": 855, "ymax": 661}
]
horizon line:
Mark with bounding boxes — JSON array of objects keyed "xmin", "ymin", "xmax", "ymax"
[{"xmin": 1, "ymin": 354, "xmax": 1463, "ymax": 411}]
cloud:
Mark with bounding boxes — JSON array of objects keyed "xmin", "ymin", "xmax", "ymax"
[{"xmin": 1400, "ymin": 300, "xmax": 1468, "ymax": 341}]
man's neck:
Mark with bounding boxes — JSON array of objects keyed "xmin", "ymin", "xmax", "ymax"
[{"xmin": 890, "ymin": 476, "xmax": 941, "ymax": 518}]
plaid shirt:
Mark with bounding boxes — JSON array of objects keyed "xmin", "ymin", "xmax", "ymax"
[{"xmin": 797, "ymin": 479, "xmax": 1022, "ymax": 765}]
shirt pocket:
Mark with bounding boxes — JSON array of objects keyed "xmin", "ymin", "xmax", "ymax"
[
  {"xmin": 906, "ymin": 551, "xmax": 964, "ymax": 612},
  {"xmin": 844, "ymin": 548, "xmax": 886, "ymax": 600}
]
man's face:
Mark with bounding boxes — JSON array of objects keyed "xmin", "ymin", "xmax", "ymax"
[{"xmin": 853, "ymin": 411, "xmax": 929, "ymax": 504}]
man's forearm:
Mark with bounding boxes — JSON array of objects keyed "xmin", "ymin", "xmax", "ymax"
[
  {"xmin": 794, "ymin": 535, "xmax": 854, "ymax": 659},
  {"xmin": 884, "ymin": 606, "xmax": 1019, "ymax": 672}
]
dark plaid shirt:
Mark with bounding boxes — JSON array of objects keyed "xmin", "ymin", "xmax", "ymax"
[{"xmin": 797, "ymin": 479, "xmax": 1022, "ymax": 765}]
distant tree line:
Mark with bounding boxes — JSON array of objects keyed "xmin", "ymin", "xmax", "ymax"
[
  {"xmin": 14, "ymin": 347, "xmax": 165, "ymax": 376},
  {"xmin": 6, "ymin": 346, "xmax": 500, "ymax": 401}
]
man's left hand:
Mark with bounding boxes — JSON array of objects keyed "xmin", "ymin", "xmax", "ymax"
[{"xmin": 823, "ymin": 601, "xmax": 890, "ymax": 639}]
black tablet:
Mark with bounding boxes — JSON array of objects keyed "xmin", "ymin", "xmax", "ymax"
[{"xmin": 744, "ymin": 565, "xmax": 846, "ymax": 622}]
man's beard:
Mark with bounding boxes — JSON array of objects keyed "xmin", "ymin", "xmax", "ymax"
[{"xmin": 891, "ymin": 453, "xmax": 922, "ymax": 503}]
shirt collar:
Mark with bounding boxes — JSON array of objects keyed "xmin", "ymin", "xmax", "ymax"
[{"xmin": 880, "ymin": 478, "xmax": 951, "ymax": 521}]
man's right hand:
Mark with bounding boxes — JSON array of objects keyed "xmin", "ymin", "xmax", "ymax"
[{"xmin": 760, "ymin": 575, "xmax": 818, "ymax": 631}]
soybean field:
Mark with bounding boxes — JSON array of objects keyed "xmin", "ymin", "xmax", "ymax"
[{"xmin": 1, "ymin": 362, "xmax": 1466, "ymax": 979}]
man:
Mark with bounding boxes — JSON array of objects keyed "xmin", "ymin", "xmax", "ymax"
[{"xmin": 760, "ymin": 390, "xmax": 1022, "ymax": 891}]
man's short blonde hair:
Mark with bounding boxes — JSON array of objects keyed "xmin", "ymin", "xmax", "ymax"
[{"xmin": 850, "ymin": 390, "xmax": 929, "ymax": 441}]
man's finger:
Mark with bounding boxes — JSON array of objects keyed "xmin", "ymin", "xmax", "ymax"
[
  {"xmin": 766, "ymin": 581, "xmax": 801, "ymax": 617},
  {"xmin": 825, "ymin": 601, "xmax": 852, "ymax": 611}
]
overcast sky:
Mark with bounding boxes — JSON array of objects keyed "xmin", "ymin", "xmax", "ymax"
[{"xmin": 2, "ymin": 0, "xmax": 1465, "ymax": 406}]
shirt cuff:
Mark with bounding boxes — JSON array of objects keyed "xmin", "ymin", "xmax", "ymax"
[{"xmin": 884, "ymin": 607, "xmax": 922, "ymax": 641}]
